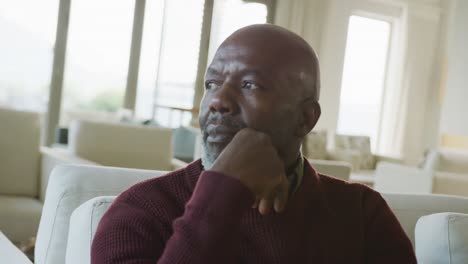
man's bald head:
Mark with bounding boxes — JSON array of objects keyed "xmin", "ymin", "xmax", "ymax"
[{"xmin": 217, "ymin": 24, "xmax": 320, "ymax": 101}]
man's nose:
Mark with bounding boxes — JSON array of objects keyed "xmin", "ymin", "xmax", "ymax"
[{"xmin": 208, "ymin": 85, "xmax": 238, "ymax": 115}]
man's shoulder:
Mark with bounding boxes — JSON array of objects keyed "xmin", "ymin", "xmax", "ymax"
[
  {"xmin": 316, "ymin": 173, "xmax": 372, "ymax": 193},
  {"xmin": 315, "ymin": 173, "xmax": 385, "ymax": 210},
  {"xmin": 116, "ymin": 161, "xmax": 202, "ymax": 210}
]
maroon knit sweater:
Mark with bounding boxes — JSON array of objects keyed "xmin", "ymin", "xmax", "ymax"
[{"xmin": 91, "ymin": 159, "xmax": 416, "ymax": 263}]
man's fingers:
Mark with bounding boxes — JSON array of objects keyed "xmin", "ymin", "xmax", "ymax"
[
  {"xmin": 252, "ymin": 197, "xmax": 260, "ymax": 208},
  {"xmin": 259, "ymin": 197, "xmax": 273, "ymax": 215},
  {"xmin": 274, "ymin": 179, "xmax": 289, "ymax": 213}
]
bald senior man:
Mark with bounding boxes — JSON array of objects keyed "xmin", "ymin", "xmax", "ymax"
[{"xmin": 92, "ymin": 24, "xmax": 416, "ymax": 263}]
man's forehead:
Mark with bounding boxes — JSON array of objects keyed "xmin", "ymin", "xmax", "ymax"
[
  {"xmin": 207, "ymin": 45, "xmax": 275, "ymax": 76},
  {"xmin": 214, "ymin": 44, "xmax": 252, "ymax": 58}
]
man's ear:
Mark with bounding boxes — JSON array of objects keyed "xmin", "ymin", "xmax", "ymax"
[{"xmin": 295, "ymin": 100, "xmax": 321, "ymax": 137}]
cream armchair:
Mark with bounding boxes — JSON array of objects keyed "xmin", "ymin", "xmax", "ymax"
[
  {"xmin": 328, "ymin": 134, "xmax": 401, "ymax": 186},
  {"xmin": 303, "ymin": 131, "xmax": 352, "ymax": 181},
  {"xmin": 375, "ymin": 149, "xmax": 468, "ymax": 197},
  {"xmin": 65, "ymin": 119, "xmax": 183, "ymax": 171},
  {"xmin": 303, "ymin": 132, "xmax": 399, "ymax": 185},
  {"xmin": 32, "ymin": 164, "xmax": 468, "ymax": 264},
  {"xmin": 0, "ymin": 107, "xmax": 106, "ymax": 244},
  {"xmin": 0, "ymin": 107, "xmax": 43, "ymax": 243}
]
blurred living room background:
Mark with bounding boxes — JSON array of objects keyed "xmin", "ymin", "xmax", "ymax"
[{"xmin": 1, "ymin": 0, "xmax": 468, "ymax": 263}]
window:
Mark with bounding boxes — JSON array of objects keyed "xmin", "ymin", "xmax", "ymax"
[
  {"xmin": 153, "ymin": 0, "xmax": 205, "ymax": 127},
  {"xmin": 60, "ymin": 0, "xmax": 135, "ymax": 125},
  {"xmin": 135, "ymin": 0, "xmax": 165, "ymax": 120},
  {"xmin": 208, "ymin": 0, "xmax": 268, "ymax": 62},
  {"xmin": 135, "ymin": 0, "xmax": 205, "ymax": 127},
  {"xmin": 337, "ymin": 15, "xmax": 391, "ymax": 152},
  {"xmin": 0, "ymin": 0, "xmax": 59, "ymax": 111}
]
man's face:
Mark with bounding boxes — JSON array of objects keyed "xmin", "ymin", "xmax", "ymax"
[{"xmin": 199, "ymin": 44, "xmax": 301, "ymax": 168}]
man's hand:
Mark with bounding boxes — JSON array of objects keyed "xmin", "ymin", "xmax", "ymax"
[{"xmin": 210, "ymin": 128, "xmax": 289, "ymax": 215}]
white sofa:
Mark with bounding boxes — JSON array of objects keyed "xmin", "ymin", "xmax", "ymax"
[
  {"xmin": 34, "ymin": 164, "xmax": 468, "ymax": 264},
  {"xmin": 375, "ymin": 148, "xmax": 468, "ymax": 196},
  {"xmin": 34, "ymin": 165, "xmax": 167, "ymax": 264}
]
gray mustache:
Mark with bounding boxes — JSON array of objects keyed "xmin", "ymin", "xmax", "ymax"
[{"xmin": 203, "ymin": 114, "xmax": 247, "ymax": 133}]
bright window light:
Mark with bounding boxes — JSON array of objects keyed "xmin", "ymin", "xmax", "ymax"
[
  {"xmin": 208, "ymin": 0, "xmax": 268, "ymax": 62},
  {"xmin": 337, "ymin": 15, "xmax": 391, "ymax": 152},
  {"xmin": 135, "ymin": 0, "xmax": 165, "ymax": 120},
  {"xmin": 136, "ymin": 0, "xmax": 204, "ymax": 127},
  {"xmin": 153, "ymin": 0, "xmax": 204, "ymax": 127},
  {"xmin": 60, "ymin": 0, "xmax": 135, "ymax": 125},
  {"xmin": 0, "ymin": 0, "xmax": 59, "ymax": 111}
]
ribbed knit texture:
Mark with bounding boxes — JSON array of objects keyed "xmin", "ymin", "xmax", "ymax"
[{"xmin": 91, "ymin": 159, "xmax": 416, "ymax": 263}]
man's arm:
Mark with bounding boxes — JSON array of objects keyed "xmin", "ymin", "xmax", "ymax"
[
  {"xmin": 363, "ymin": 190, "xmax": 417, "ymax": 263},
  {"xmin": 91, "ymin": 171, "xmax": 253, "ymax": 264}
]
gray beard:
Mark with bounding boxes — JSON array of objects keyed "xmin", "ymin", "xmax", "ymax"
[{"xmin": 200, "ymin": 140, "xmax": 216, "ymax": 170}]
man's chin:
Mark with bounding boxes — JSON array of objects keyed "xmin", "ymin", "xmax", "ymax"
[
  {"xmin": 201, "ymin": 141, "xmax": 230, "ymax": 170},
  {"xmin": 205, "ymin": 141, "xmax": 229, "ymax": 156}
]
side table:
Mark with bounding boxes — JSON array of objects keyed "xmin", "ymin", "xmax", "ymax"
[{"xmin": 0, "ymin": 231, "xmax": 33, "ymax": 264}]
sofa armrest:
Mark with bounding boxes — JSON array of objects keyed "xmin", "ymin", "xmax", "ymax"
[
  {"xmin": 433, "ymin": 171, "xmax": 468, "ymax": 197},
  {"xmin": 308, "ymin": 159, "xmax": 352, "ymax": 181},
  {"xmin": 171, "ymin": 158, "xmax": 188, "ymax": 170},
  {"xmin": 40, "ymin": 147, "xmax": 99, "ymax": 202},
  {"xmin": 374, "ymin": 154, "xmax": 403, "ymax": 164},
  {"xmin": 374, "ymin": 162, "xmax": 433, "ymax": 194},
  {"xmin": 327, "ymin": 149, "xmax": 361, "ymax": 171},
  {"xmin": 0, "ymin": 232, "xmax": 33, "ymax": 264}
]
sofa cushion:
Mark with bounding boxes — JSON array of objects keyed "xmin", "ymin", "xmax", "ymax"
[
  {"xmin": 0, "ymin": 195, "xmax": 42, "ymax": 243},
  {"xmin": 438, "ymin": 149, "xmax": 468, "ymax": 174},
  {"xmin": 433, "ymin": 172, "xmax": 468, "ymax": 197},
  {"xmin": 334, "ymin": 135, "xmax": 376, "ymax": 170},
  {"xmin": 415, "ymin": 213, "xmax": 468, "ymax": 264},
  {"xmin": 0, "ymin": 107, "xmax": 41, "ymax": 197},
  {"xmin": 66, "ymin": 196, "xmax": 115, "ymax": 264}
]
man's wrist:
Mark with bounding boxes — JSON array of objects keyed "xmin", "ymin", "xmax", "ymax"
[{"xmin": 186, "ymin": 171, "xmax": 254, "ymax": 219}]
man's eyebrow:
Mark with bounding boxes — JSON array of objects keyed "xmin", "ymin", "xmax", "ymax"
[
  {"xmin": 206, "ymin": 67, "xmax": 220, "ymax": 76},
  {"xmin": 239, "ymin": 69, "xmax": 271, "ymax": 81}
]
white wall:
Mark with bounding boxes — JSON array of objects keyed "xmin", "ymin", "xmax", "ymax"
[{"xmin": 439, "ymin": 0, "xmax": 468, "ymax": 136}]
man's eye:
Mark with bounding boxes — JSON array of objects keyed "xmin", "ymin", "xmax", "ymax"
[
  {"xmin": 242, "ymin": 81, "xmax": 259, "ymax": 90},
  {"xmin": 205, "ymin": 81, "xmax": 219, "ymax": 90}
]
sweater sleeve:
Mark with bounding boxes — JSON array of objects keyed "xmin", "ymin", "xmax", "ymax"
[
  {"xmin": 363, "ymin": 189, "xmax": 417, "ymax": 264},
  {"xmin": 91, "ymin": 171, "xmax": 254, "ymax": 264}
]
